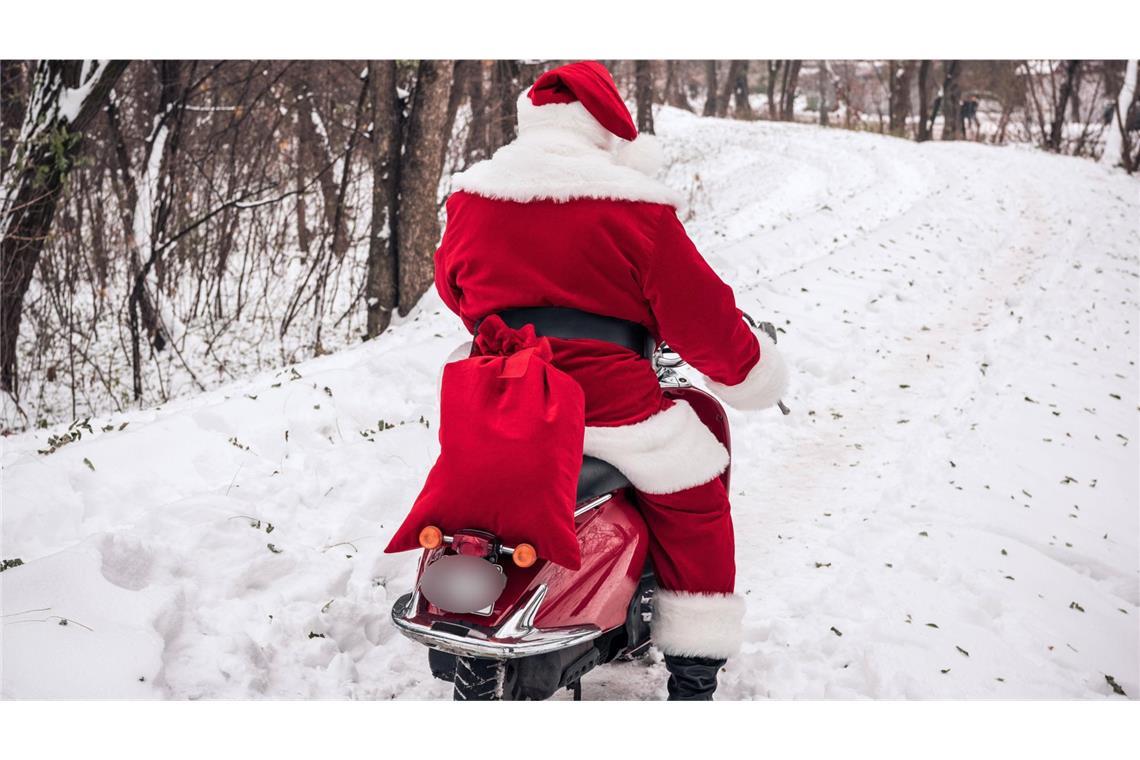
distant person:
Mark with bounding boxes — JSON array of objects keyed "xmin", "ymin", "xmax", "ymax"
[
  {"xmin": 1102, "ymin": 100, "xmax": 1116, "ymax": 126},
  {"xmin": 960, "ymin": 96, "xmax": 980, "ymax": 138}
]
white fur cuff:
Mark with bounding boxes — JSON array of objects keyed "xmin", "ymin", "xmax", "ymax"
[
  {"xmin": 583, "ymin": 400, "xmax": 728, "ymax": 495},
  {"xmin": 706, "ymin": 332, "xmax": 789, "ymax": 411},
  {"xmin": 653, "ymin": 591, "xmax": 746, "ymax": 658}
]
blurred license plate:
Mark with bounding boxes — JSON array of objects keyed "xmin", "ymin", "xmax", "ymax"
[{"xmin": 419, "ymin": 554, "xmax": 507, "ymax": 615}]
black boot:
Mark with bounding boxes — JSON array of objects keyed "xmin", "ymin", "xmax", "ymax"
[{"xmin": 664, "ymin": 655, "xmax": 726, "ymax": 700}]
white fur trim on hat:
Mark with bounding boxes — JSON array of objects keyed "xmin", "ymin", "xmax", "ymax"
[
  {"xmin": 583, "ymin": 400, "xmax": 728, "ymax": 495},
  {"xmin": 450, "ymin": 94, "xmax": 683, "ymax": 209},
  {"xmin": 516, "ymin": 96, "xmax": 614, "ymax": 149},
  {"xmin": 705, "ymin": 331, "xmax": 789, "ymax": 411},
  {"xmin": 652, "ymin": 591, "xmax": 746, "ymax": 658}
]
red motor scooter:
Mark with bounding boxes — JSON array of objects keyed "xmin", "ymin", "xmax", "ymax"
[{"xmin": 390, "ymin": 345, "xmax": 733, "ymax": 700}]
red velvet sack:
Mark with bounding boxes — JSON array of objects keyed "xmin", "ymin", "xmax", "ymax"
[{"xmin": 385, "ymin": 316, "xmax": 586, "ymax": 569}]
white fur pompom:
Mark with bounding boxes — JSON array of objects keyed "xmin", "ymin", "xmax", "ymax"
[{"xmin": 614, "ymin": 134, "xmax": 664, "ymax": 176}]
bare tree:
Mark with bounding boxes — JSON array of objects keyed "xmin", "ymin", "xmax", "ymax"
[
  {"xmin": 1103, "ymin": 59, "xmax": 1139, "ymax": 172},
  {"xmin": 1048, "ymin": 60, "xmax": 1081, "ymax": 152},
  {"xmin": 940, "ymin": 60, "xmax": 962, "ymax": 140},
  {"xmin": 395, "ymin": 60, "xmax": 455, "ymax": 314},
  {"xmin": 663, "ymin": 61, "xmax": 692, "ymax": 112},
  {"xmin": 819, "ymin": 60, "xmax": 835, "ymax": 127},
  {"xmin": 780, "ymin": 60, "xmax": 802, "ymax": 121},
  {"xmin": 715, "ymin": 61, "xmax": 737, "ymax": 118},
  {"xmin": 1, "ymin": 60, "xmax": 29, "ymax": 179},
  {"xmin": 635, "ymin": 60, "xmax": 655, "ymax": 134},
  {"xmin": 765, "ymin": 61, "xmax": 781, "ymax": 120},
  {"xmin": 365, "ymin": 61, "xmax": 401, "ymax": 338},
  {"xmin": 464, "ymin": 61, "xmax": 489, "ymax": 165},
  {"xmin": 888, "ymin": 60, "xmax": 915, "ymax": 136},
  {"xmin": 1, "ymin": 60, "xmax": 127, "ymax": 395},
  {"xmin": 917, "ymin": 60, "xmax": 934, "ymax": 141},
  {"xmin": 703, "ymin": 61, "xmax": 719, "ymax": 117},
  {"xmin": 730, "ymin": 61, "xmax": 752, "ymax": 119},
  {"xmin": 488, "ymin": 60, "xmax": 521, "ymax": 153}
]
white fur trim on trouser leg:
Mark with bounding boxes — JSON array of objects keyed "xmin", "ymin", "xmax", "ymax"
[
  {"xmin": 653, "ymin": 591, "xmax": 745, "ymax": 658},
  {"xmin": 583, "ymin": 401, "xmax": 728, "ymax": 495},
  {"xmin": 705, "ymin": 332, "xmax": 789, "ymax": 411}
]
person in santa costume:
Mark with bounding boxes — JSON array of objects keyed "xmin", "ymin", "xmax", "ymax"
[{"xmin": 421, "ymin": 61, "xmax": 787, "ymax": 699}]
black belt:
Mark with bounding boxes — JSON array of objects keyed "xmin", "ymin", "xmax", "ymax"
[{"xmin": 474, "ymin": 307, "xmax": 656, "ymax": 359}]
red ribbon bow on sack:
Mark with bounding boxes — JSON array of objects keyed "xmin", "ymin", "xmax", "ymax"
[{"xmin": 474, "ymin": 315, "xmax": 554, "ymax": 379}]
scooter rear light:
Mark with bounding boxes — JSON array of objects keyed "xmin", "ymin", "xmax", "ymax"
[
  {"xmin": 511, "ymin": 543, "xmax": 537, "ymax": 568},
  {"xmin": 451, "ymin": 531, "xmax": 495, "ymax": 558},
  {"xmin": 418, "ymin": 525, "xmax": 444, "ymax": 550}
]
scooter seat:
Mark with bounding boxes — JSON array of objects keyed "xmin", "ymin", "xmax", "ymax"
[{"xmin": 576, "ymin": 455, "xmax": 631, "ymax": 503}]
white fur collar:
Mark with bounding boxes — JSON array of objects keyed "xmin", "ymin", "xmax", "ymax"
[{"xmin": 451, "ymin": 96, "xmax": 682, "ymax": 209}]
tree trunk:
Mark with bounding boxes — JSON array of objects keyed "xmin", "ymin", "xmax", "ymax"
[
  {"xmin": 663, "ymin": 61, "xmax": 692, "ymax": 111},
  {"xmin": 635, "ymin": 60, "xmax": 655, "ymax": 134},
  {"xmin": 731, "ymin": 61, "xmax": 752, "ymax": 119},
  {"xmin": 365, "ymin": 61, "xmax": 401, "ymax": 338},
  {"xmin": 1, "ymin": 60, "xmax": 28, "ymax": 180},
  {"xmin": 703, "ymin": 61, "xmax": 719, "ymax": 117},
  {"xmin": 488, "ymin": 60, "xmax": 520, "ymax": 154},
  {"xmin": 917, "ymin": 60, "xmax": 933, "ymax": 141},
  {"xmin": 125, "ymin": 60, "xmax": 190, "ymax": 401},
  {"xmin": 888, "ymin": 60, "xmax": 914, "ymax": 136},
  {"xmin": 441, "ymin": 60, "xmax": 469, "ymax": 169},
  {"xmin": 295, "ymin": 83, "xmax": 347, "ymax": 255},
  {"xmin": 1069, "ymin": 63, "xmax": 1083, "ymax": 122},
  {"xmin": 766, "ymin": 61, "xmax": 781, "ymax": 120},
  {"xmin": 1103, "ymin": 59, "xmax": 1138, "ymax": 172},
  {"xmin": 464, "ymin": 61, "xmax": 489, "ymax": 165},
  {"xmin": 940, "ymin": 60, "xmax": 962, "ymax": 140},
  {"xmin": 818, "ymin": 60, "xmax": 833, "ymax": 126},
  {"xmin": 395, "ymin": 60, "xmax": 454, "ymax": 315},
  {"xmin": 294, "ymin": 114, "xmax": 312, "ymax": 255},
  {"xmin": 1048, "ymin": 60, "xmax": 1081, "ymax": 152},
  {"xmin": 717, "ymin": 61, "xmax": 739, "ymax": 118},
  {"xmin": 1022, "ymin": 61, "xmax": 1050, "ymax": 147},
  {"xmin": 780, "ymin": 60, "xmax": 802, "ymax": 121},
  {"xmin": 1, "ymin": 60, "xmax": 127, "ymax": 395}
]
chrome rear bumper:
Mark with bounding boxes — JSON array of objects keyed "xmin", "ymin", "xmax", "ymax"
[{"xmin": 390, "ymin": 584, "xmax": 602, "ymax": 660}]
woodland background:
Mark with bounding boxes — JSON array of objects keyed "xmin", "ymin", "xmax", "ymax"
[{"xmin": 2, "ymin": 59, "xmax": 1138, "ymax": 433}]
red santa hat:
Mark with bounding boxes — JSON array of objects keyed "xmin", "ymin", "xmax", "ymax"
[
  {"xmin": 521, "ymin": 61, "xmax": 664, "ymax": 176},
  {"xmin": 527, "ymin": 61, "xmax": 638, "ymax": 142}
]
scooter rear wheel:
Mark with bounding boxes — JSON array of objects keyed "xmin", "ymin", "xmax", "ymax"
[{"xmin": 452, "ymin": 656, "xmax": 520, "ymax": 701}]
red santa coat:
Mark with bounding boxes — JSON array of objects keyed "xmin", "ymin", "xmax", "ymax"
[{"xmin": 431, "ymin": 95, "xmax": 789, "ymax": 495}]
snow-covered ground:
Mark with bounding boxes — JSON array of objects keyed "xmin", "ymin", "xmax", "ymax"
[{"xmin": 2, "ymin": 108, "xmax": 1137, "ymax": 699}]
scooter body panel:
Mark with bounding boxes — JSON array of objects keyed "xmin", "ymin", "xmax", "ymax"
[{"xmin": 412, "ymin": 489, "xmax": 647, "ymax": 634}]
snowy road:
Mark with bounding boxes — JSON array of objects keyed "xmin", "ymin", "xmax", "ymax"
[{"xmin": 3, "ymin": 109, "xmax": 1137, "ymax": 699}]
